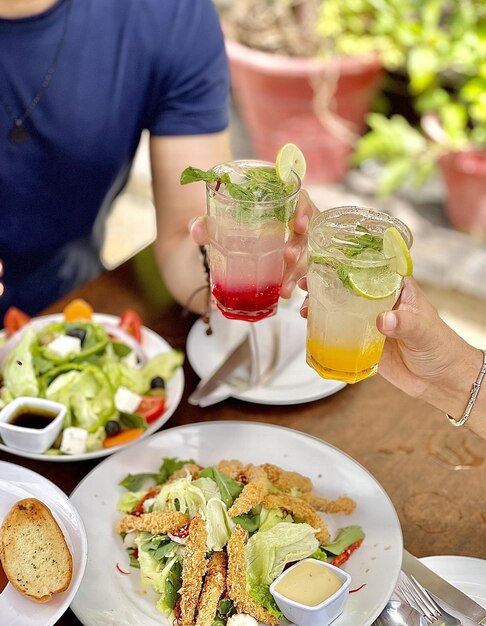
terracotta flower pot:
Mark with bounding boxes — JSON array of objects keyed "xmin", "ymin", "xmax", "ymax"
[
  {"xmin": 439, "ymin": 150, "xmax": 486, "ymax": 238},
  {"xmin": 225, "ymin": 39, "xmax": 383, "ymax": 183}
]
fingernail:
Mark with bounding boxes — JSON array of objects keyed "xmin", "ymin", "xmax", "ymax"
[
  {"xmin": 188, "ymin": 217, "xmax": 197, "ymax": 231},
  {"xmin": 382, "ymin": 311, "xmax": 397, "ymax": 331},
  {"xmin": 286, "ymin": 280, "xmax": 296, "ymax": 294},
  {"xmin": 297, "ymin": 277, "xmax": 306, "ymax": 289},
  {"xmin": 299, "ymin": 305, "xmax": 308, "ymax": 317}
]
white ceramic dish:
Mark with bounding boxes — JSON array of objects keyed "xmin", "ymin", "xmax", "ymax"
[
  {"xmin": 0, "ymin": 397, "xmax": 66, "ymax": 453},
  {"xmin": 420, "ymin": 555, "xmax": 486, "ymax": 609},
  {"xmin": 0, "ymin": 461, "xmax": 87, "ymax": 626},
  {"xmin": 186, "ymin": 309, "xmax": 346, "ymax": 406},
  {"xmin": 270, "ymin": 559, "xmax": 351, "ymax": 626},
  {"xmin": 70, "ymin": 421, "xmax": 403, "ymax": 626},
  {"xmin": 0, "ymin": 313, "xmax": 184, "ymax": 462}
]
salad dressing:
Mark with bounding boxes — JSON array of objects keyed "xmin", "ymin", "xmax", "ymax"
[
  {"xmin": 8, "ymin": 407, "xmax": 57, "ymax": 430},
  {"xmin": 274, "ymin": 560, "xmax": 343, "ymax": 606}
]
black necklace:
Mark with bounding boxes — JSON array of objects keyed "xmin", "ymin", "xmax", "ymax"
[{"xmin": 0, "ymin": 0, "xmax": 72, "ymax": 144}]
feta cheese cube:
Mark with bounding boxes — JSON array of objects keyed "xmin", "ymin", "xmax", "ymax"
[
  {"xmin": 114, "ymin": 386, "xmax": 142, "ymax": 414},
  {"xmin": 60, "ymin": 427, "xmax": 88, "ymax": 455},
  {"xmin": 47, "ymin": 335, "xmax": 82, "ymax": 358}
]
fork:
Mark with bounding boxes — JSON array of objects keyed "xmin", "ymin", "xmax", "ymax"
[{"xmin": 396, "ymin": 573, "xmax": 462, "ymax": 626}]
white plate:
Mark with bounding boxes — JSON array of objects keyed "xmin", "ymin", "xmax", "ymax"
[
  {"xmin": 420, "ymin": 556, "xmax": 486, "ymax": 609},
  {"xmin": 0, "ymin": 461, "xmax": 87, "ymax": 626},
  {"xmin": 70, "ymin": 421, "xmax": 403, "ymax": 626},
  {"xmin": 186, "ymin": 307, "xmax": 346, "ymax": 405},
  {"xmin": 0, "ymin": 313, "xmax": 184, "ymax": 462}
]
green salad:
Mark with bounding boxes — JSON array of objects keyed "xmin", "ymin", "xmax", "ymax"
[
  {"xmin": 115, "ymin": 457, "xmax": 364, "ymax": 625},
  {"xmin": 0, "ymin": 315, "xmax": 183, "ymax": 455}
]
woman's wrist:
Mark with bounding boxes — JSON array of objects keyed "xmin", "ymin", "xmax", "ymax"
[{"xmin": 425, "ymin": 345, "xmax": 486, "ymax": 436}]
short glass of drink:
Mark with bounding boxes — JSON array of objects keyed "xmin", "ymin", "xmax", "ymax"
[
  {"xmin": 306, "ymin": 206, "xmax": 412, "ymax": 384},
  {"xmin": 206, "ymin": 160, "xmax": 301, "ymax": 322}
]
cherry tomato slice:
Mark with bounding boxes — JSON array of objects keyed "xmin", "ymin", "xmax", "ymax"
[
  {"xmin": 136, "ymin": 395, "xmax": 165, "ymax": 423},
  {"xmin": 3, "ymin": 306, "xmax": 31, "ymax": 337},
  {"xmin": 119, "ymin": 309, "xmax": 143, "ymax": 343}
]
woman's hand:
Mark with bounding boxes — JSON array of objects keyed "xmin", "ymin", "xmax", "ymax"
[{"xmin": 190, "ymin": 189, "xmax": 319, "ymax": 299}]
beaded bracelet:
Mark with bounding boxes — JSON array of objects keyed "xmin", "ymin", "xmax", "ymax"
[{"xmin": 447, "ymin": 349, "xmax": 486, "ymax": 427}]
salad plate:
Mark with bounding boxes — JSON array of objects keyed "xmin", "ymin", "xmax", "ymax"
[
  {"xmin": 0, "ymin": 461, "xmax": 87, "ymax": 626},
  {"xmin": 420, "ymin": 555, "xmax": 486, "ymax": 608},
  {"xmin": 187, "ymin": 305, "xmax": 346, "ymax": 406},
  {"xmin": 0, "ymin": 313, "xmax": 184, "ymax": 462},
  {"xmin": 70, "ymin": 421, "xmax": 403, "ymax": 626}
]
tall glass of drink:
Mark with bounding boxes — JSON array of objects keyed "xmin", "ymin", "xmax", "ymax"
[
  {"xmin": 205, "ymin": 160, "xmax": 301, "ymax": 322},
  {"xmin": 306, "ymin": 206, "xmax": 413, "ymax": 384}
]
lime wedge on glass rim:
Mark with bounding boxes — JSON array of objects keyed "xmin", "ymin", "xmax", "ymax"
[
  {"xmin": 347, "ymin": 249, "xmax": 402, "ymax": 300},
  {"xmin": 275, "ymin": 143, "xmax": 307, "ymax": 183},
  {"xmin": 383, "ymin": 226, "xmax": 413, "ymax": 276}
]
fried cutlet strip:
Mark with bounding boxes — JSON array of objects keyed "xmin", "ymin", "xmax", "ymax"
[
  {"xmin": 261, "ymin": 463, "xmax": 313, "ymax": 494},
  {"xmin": 302, "ymin": 493, "xmax": 356, "ymax": 515},
  {"xmin": 226, "ymin": 526, "xmax": 279, "ymax": 626},
  {"xmin": 167, "ymin": 463, "xmax": 203, "ymax": 483},
  {"xmin": 262, "ymin": 493, "xmax": 330, "ymax": 544},
  {"xmin": 179, "ymin": 515, "xmax": 208, "ymax": 626},
  {"xmin": 227, "ymin": 465, "xmax": 269, "ymax": 518},
  {"xmin": 195, "ymin": 551, "xmax": 227, "ymax": 626},
  {"xmin": 115, "ymin": 511, "xmax": 189, "ymax": 535},
  {"xmin": 217, "ymin": 459, "xmax": 244, "ymax": 480}
]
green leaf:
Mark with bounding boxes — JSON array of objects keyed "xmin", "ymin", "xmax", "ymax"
[
  {"xmin": 198, "ymin": 466, "xmax": 243, "ymax": 507},
  {"xmin": 180, "ymin": 167, "xmax": 219, "ymax": 185},
  {"xmin": 120, "ymin": 411, "xmax": 147, "ymax": 431},
  {"xmin": 407, "ymin": 47, "xmax": 439, "ymax": 93},
  {"xmin": 377, "ymin": 157, "xmax": 415, "ymax": 197}
]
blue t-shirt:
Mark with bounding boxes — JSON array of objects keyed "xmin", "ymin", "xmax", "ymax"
[{"xmin": 0, "ymin": 0, "xmax": 229, "ymax": 315}]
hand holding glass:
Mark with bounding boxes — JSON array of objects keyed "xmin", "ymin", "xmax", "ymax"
[{"xmin": 306, "ymin": 206, "xmax": 413, "ymax": 384}]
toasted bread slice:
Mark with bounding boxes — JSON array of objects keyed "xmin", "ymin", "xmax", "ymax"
[{"xmin": 0, "ymin": 498, "xmax": 73, "ymax": 602}]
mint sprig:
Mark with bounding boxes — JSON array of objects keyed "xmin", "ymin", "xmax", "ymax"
[{"xmin": 180, "ymin": 165, "xmax": 297, "ymax": 223}]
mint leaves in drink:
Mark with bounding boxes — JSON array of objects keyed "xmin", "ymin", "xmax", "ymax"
[{"xmin": 180, "ymin": 164, "xmax": 297, "ymax": 223}]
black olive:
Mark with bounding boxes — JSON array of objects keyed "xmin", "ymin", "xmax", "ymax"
[
  {"xmin": 150, "ymin": 376, "xmax": 165, "ymax": 389},
  {"xmin": 66, "ymin": 327, "xmax": 87, "ymax": 344},
  {"xmin": 105, "ymin": 420, "xmax": 121, "ymax": 436}
]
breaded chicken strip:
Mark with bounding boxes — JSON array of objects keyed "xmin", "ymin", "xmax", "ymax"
[
  {"xmin": 302, "ymin": 493, "xmax": 356, "ymax": 515},
  {"xmin": 227, "ymin": 465, "xmax": 268, "ymax": 518},
  {"xmin": 261, "ymin": 463, "xmax": 313, "ymax": 494},
  {"xmin": 115, "ymin": 511, "xmax": 189, "ymax": 535},
  {"xmin": 179, "ymin": 515, "xmax": 208, "ymax": 626},
  {"xmin": 262, "ymin": 494, "xmax": 330, "ymax": 544},
  {"xmin": 226, "ymin": 525, "xmax": 279, "ymax": 626},
  {"xmin": 217, "ymin": 459, "xmax": 244, "ymax": 480},
  {"xmin": 195, "ymin": 551, "xmax": 227, "ymax": 626},
  {"xmin": 167, "ymin": 463, "xmax": 203, "ymax": 483}
]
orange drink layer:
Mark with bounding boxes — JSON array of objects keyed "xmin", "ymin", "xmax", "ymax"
[{"xmin": 306, "ymin": 206, "xmax": 412, "ymax": 384}]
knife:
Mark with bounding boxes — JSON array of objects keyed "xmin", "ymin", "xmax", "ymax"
[
  {"xmin": 402, "ymin": 549, "xmax": 486, "ymax": 624},
  {"xmin": 188, "ymin": 335, "xmax": 251, "ymax": 406}
]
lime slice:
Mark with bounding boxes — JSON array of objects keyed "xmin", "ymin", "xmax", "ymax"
[
  {"xmin": 275, "ymin": 143, "xmax": 307, "ymax": 183},
  {"xmin": 383, "ymin": 226, "xmax": 413, "ymax": 276},
  {"xmin": 348, "ymin": 267, "xmax": 402, "ymax": 300},
  {"xmin": 347, "ymin": 250, "xmax": 402, "ymax": 300}
]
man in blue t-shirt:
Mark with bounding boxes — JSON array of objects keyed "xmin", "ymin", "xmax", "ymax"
[{"xmin": 0, "ymin": 0, "xmax": 232, "ymax": 317}]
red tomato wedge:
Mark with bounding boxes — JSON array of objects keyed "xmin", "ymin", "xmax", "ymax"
[
  {"xmin": 119, "ymin": 309, "xmax": 143, "ymax": 343},
  {"xmin": 136, "ymin": 396, "xmax": 165, "ymax": 423},
  {"xmin": 3, "ymin": 307, "xmax": 31, "ymax": 337}
]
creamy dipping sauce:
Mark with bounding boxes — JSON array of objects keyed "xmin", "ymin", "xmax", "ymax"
[{"xmin": 274, "ymin": 561, "xmax": 343, "ymax": 606}]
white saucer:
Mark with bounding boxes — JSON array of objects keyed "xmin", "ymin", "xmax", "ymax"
[
  {"xmin": 186, "ymin": 304, "xmax": 346, "ymax": 405},
  {"xmin": 420, "ymin": 555, "xmax": 486, "ymax": 608}
]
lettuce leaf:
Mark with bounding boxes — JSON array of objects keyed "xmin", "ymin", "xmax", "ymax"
[
  {"xmin": 2, "ymin": 327, "xmax": 39, "ymax": 397},
  {"xmin": 246, "ymin": 522, "xmax": 319, "ymax": 587}
]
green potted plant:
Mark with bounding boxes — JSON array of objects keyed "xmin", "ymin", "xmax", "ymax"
[
  {"xmin": 213, "ymin": 0, "xmax": 405, "ymax": 182},
  {"xmin": 352, "ymin": 0, "xmax": 486, "ymax": 237}
]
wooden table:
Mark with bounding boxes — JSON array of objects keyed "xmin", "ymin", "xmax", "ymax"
[{"xmin": 2, "ymin": 257, "xmax": 486, "ymax": 625}]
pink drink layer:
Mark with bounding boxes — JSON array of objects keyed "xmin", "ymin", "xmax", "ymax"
[{"xmin": 212, "ymin": 282, "xmax": 280, "ymax": 321}]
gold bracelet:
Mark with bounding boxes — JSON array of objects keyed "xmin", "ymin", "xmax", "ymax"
[{"xmin": 447, "ymin": 349, "xmax": 486, "ymax": 427}]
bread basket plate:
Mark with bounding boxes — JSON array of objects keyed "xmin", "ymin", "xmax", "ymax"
[{"xmin": 0, "ymin": 461, "xmax": 87, "ymax": 625}]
